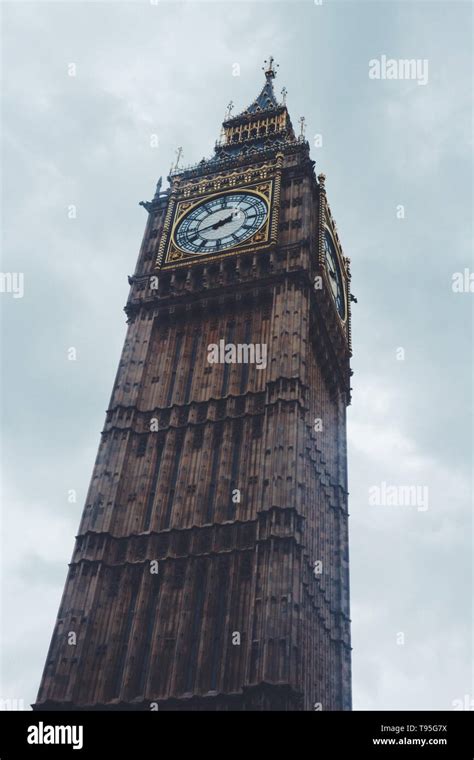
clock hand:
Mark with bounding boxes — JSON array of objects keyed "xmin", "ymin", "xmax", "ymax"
[
  {"xmin": 212, "ymin": 213, "xmax": 234, "ymax": 229},
  {"xmin": 188, "ymin": 220, "xmax": 222, "ymax": 242},
  {"xmin": 189, "ymin": 212, "xmax": 239, "ymax": 242}
]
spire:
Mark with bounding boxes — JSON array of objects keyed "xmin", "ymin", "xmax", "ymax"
[
  {"xmin": 213, "ymin": 57, "xmax": 297, "ymax": 159},
  {"xmin": 139, "ymin": 175, "xmax": 168, "ymax": 213},
  {"xmin": 241, "ymin": 55, "xmax": 280, "ymax": 116}
]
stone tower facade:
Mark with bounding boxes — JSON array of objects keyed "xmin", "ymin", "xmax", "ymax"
[{"xmin": 35, "ymin": 59, "xmax": 353, "ymax": 711}]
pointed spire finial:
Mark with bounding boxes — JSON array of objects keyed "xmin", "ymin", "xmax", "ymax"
[
  {"xmin": 169, "ymin": 147, "xmax": 183, "ymax": 176},
  {"xmin": 262, "ymin": 55, "xmax": 278, "ymax": 80},
  {"xmin": 174, "ymin": 146, "xmax": 183, "ymax": 171},
  {"xmin": 153, "ymin": 176, "xmax": 163, "ymax": 200},
  {"xmin": 299, "ymin": 116, "xmax": 306, "ymax": 140}
]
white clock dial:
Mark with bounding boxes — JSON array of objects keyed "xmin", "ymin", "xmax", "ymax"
[{"xmin": 174, "ymin": 192, "xmax": 268, "ymax": 254}]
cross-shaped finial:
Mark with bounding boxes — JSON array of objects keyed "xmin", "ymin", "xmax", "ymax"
[
  {"xmin": 281, "ymin": 87, "xmax": 288, "ymax": 105},
  {"xmin": 263, "ymin": 55, "xmax": 279, "ymax": 80},
  {"xmin": 225, "ymin": 100, "xmax": 234, "ymax": 120}
]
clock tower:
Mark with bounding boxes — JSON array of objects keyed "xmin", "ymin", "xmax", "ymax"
[{"xmin": 35, "ymin": 59, "xmax": 353, "ymax": 711}]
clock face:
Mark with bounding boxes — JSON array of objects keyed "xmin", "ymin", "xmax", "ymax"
[
  {"xmin": 323, "ymin": 230, "xmax": 345, "ymax": 320},
  {"xmin": 174, "ymin": 192, "xmax": 268, "ymax": 255}
]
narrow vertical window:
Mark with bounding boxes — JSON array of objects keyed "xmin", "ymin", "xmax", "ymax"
[
  {"xmin": 184, "ymin": 564, "xmax": 206, "ymax": 693},
  {"xmin": 142, "ymin": 436, "xmax": 164, "ymax": 532},
  {"xmin": 221, "ymin": 322, "xmax": 235, "ymax": 396},
  {"xmin": 227, "ymin": 419, "xmax": 242, "ymax": 520},
  {"xmin": 209, "ymin": 567, "xmax": 228, "ymax": 691},
  {"xmin": 135, "ymin": 577, "xmax": 161, "ymax": 697},
  {"xmin": 205, "ymin": 425, "xmax": 223, "ymax": 523},
  {"xmin": 163, "ymin": 431, "xmax": 184, "ymax": 528},
  {"xmin": 111, "ymin": 580, "xmax": 136, "ymax": 699},
  {"xmin": 239, "ymin": 318, "xmax": 252, "ymax": 394},
  {"xmin": 166, "ymin": 332, "xmax": 184, "ymax": 406},
  {"xmin": 184, "ymin": 330, "xmax": 200, "ymax": 403}
]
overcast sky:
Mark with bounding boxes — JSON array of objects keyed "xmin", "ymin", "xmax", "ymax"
[{"xmin": 1, "ymin": 0, "xmax": 472, "ymax": 711}]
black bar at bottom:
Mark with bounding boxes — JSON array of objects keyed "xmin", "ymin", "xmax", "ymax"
[{"xmin": 0, "ymin": 710, "xmax": 472, "ymax": 758}]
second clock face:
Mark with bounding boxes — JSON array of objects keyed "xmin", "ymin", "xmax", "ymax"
[
  {"xmin": 324, "ymin": 230, "xmax": 346, "ymax": 320},
  {"xmin": 174, "ymin": 192, "xmax": 268, "ymax": 255}
]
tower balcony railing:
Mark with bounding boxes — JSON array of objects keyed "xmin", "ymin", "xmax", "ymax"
[{"xmin": 169, "ymin": 136, "xmax": 305, "ymax": 179}]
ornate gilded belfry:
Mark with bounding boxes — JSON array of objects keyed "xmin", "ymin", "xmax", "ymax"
[{"xmin": 35, "ymin": 58, "xmax": 353, "ymax": 711}]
